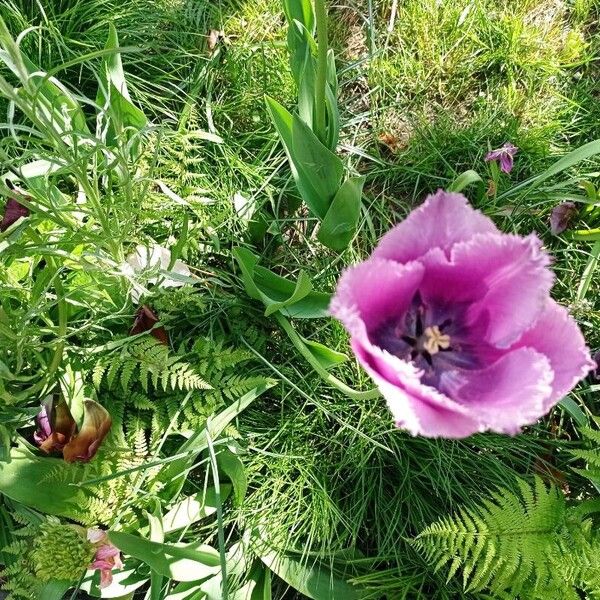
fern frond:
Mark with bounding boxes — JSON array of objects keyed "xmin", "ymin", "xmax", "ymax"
[{"xmin": 413, "ymin": 477, "xmax": 566, "ymax": 596}]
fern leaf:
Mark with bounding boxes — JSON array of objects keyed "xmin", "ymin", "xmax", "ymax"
[{"xmin": 413, "ymin": 477, "xmax": 567, "ymax": 596}]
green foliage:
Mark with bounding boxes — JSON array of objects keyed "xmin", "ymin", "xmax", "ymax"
[
  {"xmin": 92, "ymin": 337, "xmax": 210, "ymax": 395},
  {"xmin": 0, "ymin": 513, "xmax": 90, "ymax": 599},
  {"xmin": 1, "ymin": 1, "xmax": 600, "ymax": 600},
  {"xmin": 413, "ymin": 477, "xmax": 600, "ymax": 598},
  {"xmin": 30, "ymin": 520, "xmax": 95, "ymax": 582},
  {"xmin": 93, "ymin": 334, "xmax": 269, "ymax": 436},
  {"xmin": 569, "ymin": 425, "xmax": 600, "ymax": 486}
]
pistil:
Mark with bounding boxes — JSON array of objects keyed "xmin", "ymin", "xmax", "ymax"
[{"xmin": 422, "ymin": 326, "xmax": 451, "ymax": 355}]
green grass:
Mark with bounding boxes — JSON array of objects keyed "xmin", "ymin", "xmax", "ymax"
[{"xmin": 1, "ymin": 0, "xmax": 600, "ymax": 598}]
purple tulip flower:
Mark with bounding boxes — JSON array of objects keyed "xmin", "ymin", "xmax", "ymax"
[
  {"xmin": 34, "ymin": 398, "xmax": 111, "ymax": 462},
  {"xmin": 485, "ymin": 142, "xmax": 518, "ymax": 174},
  {"xmin": 330, "ymin": 190, "xmax": 593, "ymax": 438}
]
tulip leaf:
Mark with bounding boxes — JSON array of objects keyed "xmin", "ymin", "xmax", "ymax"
[
  {"xmin": 302, "ymin": 337, "xmax": 348, "ymax": 370},
  {"xmin": 163, "ymin": 484, "xmax": 232, "ymax": 533},
  {"xmin": 39, "ymin": 580, "xmax": 72, "ymax": 600},
  {"xmin": 0, "ymin": 442, "xmax": 89, "ymax": 516},
  {"xmin": 265, "ymin": 97, "xmax": 325, "ymax": 218},
  {"xmin": 259, "ymin": 550, "xmax": 359, "ymax": 600},
  {"xmin": 148, "ymin": 501, "xmax": 165, "ymax": 600},
  {"xmin": 317, "ymin": 175, "xmax": 365, "ymax": 251},
  {"xmin": 290, "ymin": 113, "xmax": 343, "ymax": 209},
  {"xmin": 296, "ymin": 45, "xmax": 317, "ymax": 133},
  {"xmin": 108, "ymin": 532, "xmax": 220, "ymax": 582},
  {"xmin": 282, "ymin": 0, "xmax": 315, "ymax": 86},
  {"xmin": 164, "ymin": 581, "xmax": 206, "ymax": 600},
  {"xmin": 233, "ymin": 247, "xmax": 330, "ymax": 319},
  {"xmin": 324, "ymin": 49, "xmax": 340, "ymax": 150},
  {"xmin": 2, "ymin": 159, "xmax": 66, "ymax": 183},
  {"xmin": 261, "ymin": 269, "xmax": 313, "ymax": 317},
  {"xmin": 80, "ymin": 567, "xmax": 148, "ymax": 598},
  {"xmin": 96, "ymin": 24, "xmax": 147, "ymax": 155},
  {"xmin": 265, "ymin": 97, "xmax": 342, "ymax": 219},
  {"xmin": 158, "ymin": 382, "xmax": 274, "ymax": 500},
  {"xmin": 250, "ymin": 564, "xmax": 272, "ymax": 600},
  {"xmin": 449, "ymin": 169, "xmax": 483, "ymax": 193},
  {"xmin": 98, "ymin": 23, "xmax": 133, "ymax": 104},
  {"xmin": 216, "ymin": 446, "xmax": 247, "ymax": 505}
]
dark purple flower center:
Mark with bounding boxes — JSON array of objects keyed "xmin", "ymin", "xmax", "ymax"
[{"xmin": 373, "ymin": 292, "xmax": 481, "ymax": 387}]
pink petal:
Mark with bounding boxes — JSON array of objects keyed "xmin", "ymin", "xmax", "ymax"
[
  {"xmin": 100, "ymin": 569, "xmax": 113, "ymax": 589},
  {"xmin": 451, "ymin": 347, "xmax": 554, "ymax": 434},
  {"xmin": 87, "ymin": 528, "xmax": 107, "ymax": 544},
  {"xmin": 329, "ymin": 258, "xmax": 424, "ymax": 333},
  {"xmin": 372, "ymin": 190, "xmax": 498, "ymax": 265},
  {"xmin": 92, "ymin": 559, "xmax": 114, "ymax": 571},
  {"xmin": 499, "ymin": 154, "xmax": 514, "ymax": 174},
  {"xmin": 485, "ymin": 149, "xmax": 502, "ymax": 162},
  {"xmin": 449, "ymin": 233, "xmax": 554, "ymax": 348},
  {"xmin": 95, "ymin": 544, "xmax": 120, "ymax": 561},
  {"xmin": 512, "ymin": 301, "xmax": 594, "ymax": 407},
  {"xmin": 353, "ymin": 340, "xmax": 481, "ymax": 437},
  {"xmin": 550, "ymin": 202, "xmax": 578, "ymax": 235}
]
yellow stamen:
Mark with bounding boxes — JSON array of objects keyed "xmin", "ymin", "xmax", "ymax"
[{"xmin": 423, "ymin": 326, "xmax": 450, "ymax": 355}]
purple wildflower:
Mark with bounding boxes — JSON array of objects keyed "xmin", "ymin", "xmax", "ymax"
[
  {"xmin": 485, "ymin": 142, "xmax": 518, "ymax": 174},
  {"xmin": 33, "ymin": 403, "xmax": 52, "ymax": 446},
  {"xmin": 550, "ymin": 202, "xmax": 578, "ymax": 235},
  {"xmin": 1, "ymin": 196, "xmax": 29, "ymax": 231},
  {"xmin": 330, "ymin": 190, "xmax": 593, "ymax": 438}
]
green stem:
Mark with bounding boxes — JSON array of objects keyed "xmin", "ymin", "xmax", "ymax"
[
  {"xmin": 576, "ymin": 238, "xmax": 600, "ymax": 301},
  {"xmin": 274, "ymin": 312, "xmax": 380, "ymax": 401},
  {"xmin": 314, "ymin": 0, "xmax": 328, "ymax": 144},
  {"xmin": 206, "ymin": 431, "xmax": 228, "ymax": 600}
]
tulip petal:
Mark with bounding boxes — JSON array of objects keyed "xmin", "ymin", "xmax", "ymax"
[
  {"xmin": 99, "ymin": 569, "xmax": 113, "ymax": 589},
  {"xmin": 451, "ymin": 347, "xmax": 554, "ymax": 434},
  {"xmin": 37, "ymin": 399, "xmax": 77, "ymax": 454},
  {"xmin": 450, "ymin": 233, "xmax": 554, "ymax": 348},
  {"xmin": 373, "ymin": 190, "xmax": 498, "ymax": 265},
  {"xmin": 87, "ymin": 528, "xmax": 108, "ymax": 544},
  {"xmin": 550, "ymin": 202, "xmax": 578, "ymax": 235},
  {"xmin": 94, "ymin": 544, "xmax": 120, "ymax": 561},
  {"xmin": 499, "ymin": 154, "xmax": 514, "ymax": 174},
  {"xmin": 330, "ymin": 258, "xmax": 424, "ymax": 333},
  {"xmin": 62, "ymin": 400, "xmax": 111, "ymax": 463},
  {"xmin": 512, "ymin": 301, "xmax": 594, "ymax": 407},
  {"xmin": 130, "ymin": 305, "xmax": 169, "ymax": 345},
  {"xmin": 356, "ymin": 342, "xmax": 481, "ymax": 438}
]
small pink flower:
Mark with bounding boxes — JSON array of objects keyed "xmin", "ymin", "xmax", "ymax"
[
  {"xmin": 485, "ymin": 142, "xmax": 518, "ymax": 174},
  {"xmin": 330, "ymin": 190, "xmax": 593, "ymax": 438},
  {"xmin": 87, "ymin": 529, "xmax": 122, "ymax": 589}
]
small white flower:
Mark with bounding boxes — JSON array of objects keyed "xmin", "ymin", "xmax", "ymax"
[{"xmin": 124, "ymin": 244, "xmax": 193, "ymax": 302}]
